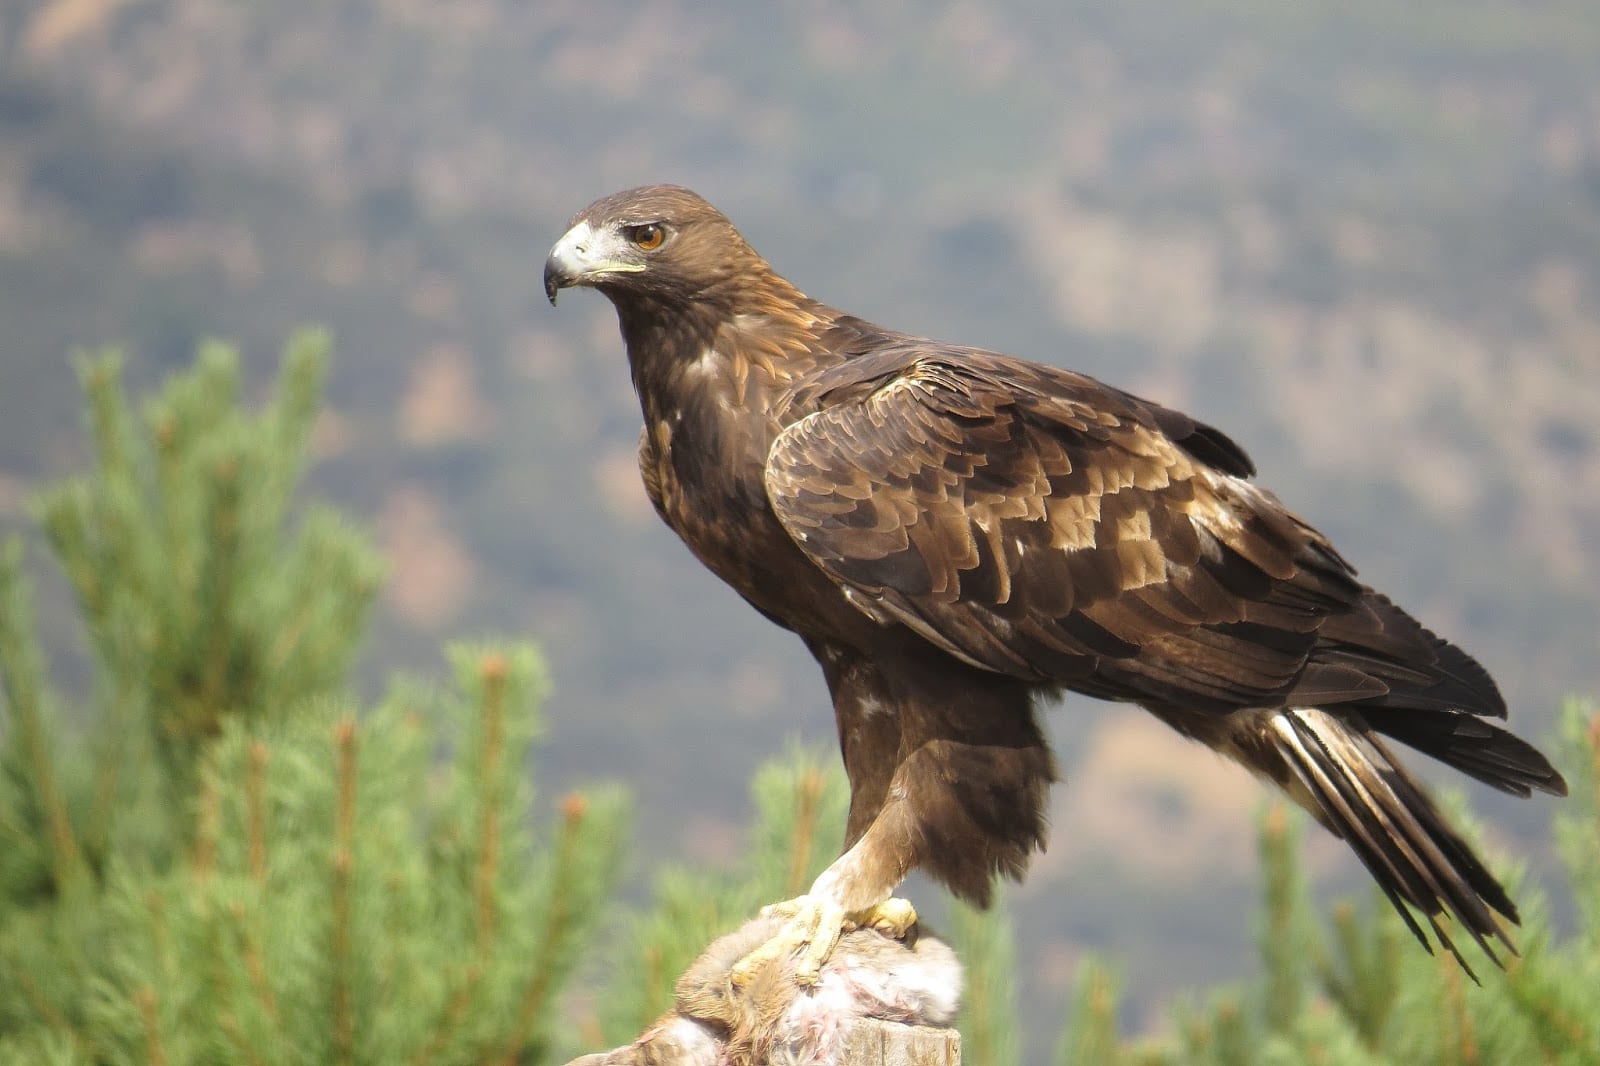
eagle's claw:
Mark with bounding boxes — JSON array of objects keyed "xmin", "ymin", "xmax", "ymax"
[
  {"xmin": 729, "ymin": 895, "xmax": 920, "ymax": 988},
  {"xmin": 852, "ymin": 896, "xmax": 919, "ymax": 942},
  {"xmin": 731, "ymin": 894, "xmax": 845, "ymax": 987}
]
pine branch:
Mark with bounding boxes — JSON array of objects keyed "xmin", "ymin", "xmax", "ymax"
[
  {"xmin": 783, "ymin": 764, "xmax": 826, "ymax": 898},
  {"xmin": 330, "ymin": 718, "xmax": 357, "ymax": 1066},
  {"xmin": 1439, "ymin": 951, "xmax": 1481, "ymax": 1065},
  {"xmin": 146, "ymin": 889, "xmax": 174, "ymax": 990},
  {"xmin": 256, "ymin": 331, "xmax": 330, "ymax": 534},
  {"xmin": 410, "ymin": 964, "xmax": 484, "ymax": 1066},
  {"xmin": 135, "ymin": 986, "xmax": 167, "ymax": 1066},
  {"xmin": 749, "ymin": 749, "xmax": 848, "ymax": 904},
  {"xmin": 247, "ymin": 740, "xmax": 268, "ymax": 883},
  {"xmin": 1257, "ymin": 803, "xmax": 1309, "ymax": 1035},
  {"xmin": 474, "ymin": 651, "xmax": 508, "ymax": 957},
  {"xmin": 15, "ymin": 970, "xmax": 92, "ymax": 1061},
  {"xmin": 0, "ymin": 539, "xmax": 85, "ymax": 895},
  {"xmin": 192, "ymin": 450, "xmax": 243, "ymax": 740},
  {"xmin": 1554, "ymin": 703, "xmax": 1600, "ymax": 950},
  {"xmin": 1059, "ymin": 957, "xmax": 1123, "ymax": 1066},
  {"xmin": 1317, "ymin": 899, "xmax": 1400, "ymax": 1050},
  {"xmin": 72, "ymin": 356, "xmax": 152, "ymax": 632},
  {"xmin": 192, "ymin": 767, "xmax": 219, "ymax": 882},
  {"xmin": 216, "ymin": 1007, "xmax": 266, "ymax": 1066},
  {"xmin": 501, "ymin": 792, "xmax": 589, "ymax": 1065},
  {"xmin": 1503, "ymin": 946, "xmax": 1599, "ymax": 1059},
  {"xmin": 1206, "ymin": 996, "xmax": 1248, "ymax": 1065},
  {"xmin": 229, "ymin": 904, "xmax": 280, "ymax": 1026},
  {"xmin": 949, "ymin": 892, "xmax": 1021, "ymax": 1066}
]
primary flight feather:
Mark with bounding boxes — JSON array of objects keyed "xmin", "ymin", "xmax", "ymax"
[{"xmin": 545, "ymin": 184, "xmax": 1565, "ymax": 980}]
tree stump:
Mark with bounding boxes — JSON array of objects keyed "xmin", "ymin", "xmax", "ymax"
[{"xmin": 841, "ymin": 1018, "xmax": 961, "ymax": 1066}]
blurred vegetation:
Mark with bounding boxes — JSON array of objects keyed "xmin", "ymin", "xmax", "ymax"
[{"xmin": 0, "ymin": 339, "xmax": 626, "ymax": 1063}]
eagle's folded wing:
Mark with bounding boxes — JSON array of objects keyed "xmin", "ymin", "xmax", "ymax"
[{"xmin": 766, "ymin": 346, "xmax": 1379, "ymax": 711}]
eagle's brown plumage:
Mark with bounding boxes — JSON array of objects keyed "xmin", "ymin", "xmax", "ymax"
[{"xmin": 545, "ymin": 184, "xmax": 1566, "ymax": 975}]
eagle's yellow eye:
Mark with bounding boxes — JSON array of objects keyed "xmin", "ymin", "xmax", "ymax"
[{"xmin": 630, "ymin": 223, "xmax": 665, "ymax": 251}]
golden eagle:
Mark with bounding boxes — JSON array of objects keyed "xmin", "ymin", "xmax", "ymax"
[{"xmin": 545, "ymin": 184, "xmax": 1565, "ymax": 981}]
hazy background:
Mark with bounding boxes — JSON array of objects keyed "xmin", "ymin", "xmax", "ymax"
[{"xmin": 2, "ymin": 0, "xmax": 1597, "ymax": 1047}]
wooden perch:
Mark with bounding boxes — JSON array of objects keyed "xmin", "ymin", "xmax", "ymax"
[{"xmin": 843, "ymin": 1018, "xmax": 961, "ymax": 1066}]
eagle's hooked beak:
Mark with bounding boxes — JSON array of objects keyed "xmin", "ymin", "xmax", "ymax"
[
  {"xmin": 544, "ymin": 220, "xmax": 644, "ymax": 306},
  {"xmin": 542, "ymin": 254, "xmax": 565, "ymax": 306}
]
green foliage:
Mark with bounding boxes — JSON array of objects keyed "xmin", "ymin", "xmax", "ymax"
[
  {"xmin": 0, "ymin": 337, "xmax": 626, "ymax": 1064},
  {"xmin": 1058, "ymin": 957, "xmax": 1125, "ymax": 1066},
  {"xmin": 1554, "ymin": 708, "xmax": 1600, "ymax": 954},
  {"xmin": 5, "ymin": 335, "xmax": 377, "ymax": 911},
  {"xmin": 1256, "ymin": 806, "xmax": 1314, "ymax": 1034},
  {"xmin": 949, "ymin": 892, "xmax": 1022, "ymax": 1066},
  {"xmin": 35, "ymin": 335, "xmax": 381, "ymax": 782},
  {"xmin": 0, "ymin": 540, "xmax": 87, "ymax": 901}
]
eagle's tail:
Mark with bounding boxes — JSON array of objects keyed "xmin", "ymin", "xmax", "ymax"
[{"xmin": 1265, "ymin": 705, "xmax": 1523, "ymax": 976}]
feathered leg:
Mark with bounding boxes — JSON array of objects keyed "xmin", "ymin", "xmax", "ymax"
[{"xmin": 731, "ymin": 644, "xmax": 1056, "ymax": 986}]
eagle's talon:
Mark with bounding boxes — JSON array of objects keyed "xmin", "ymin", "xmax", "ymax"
[
  {"xmin": 730, "ymin": 894, "xmax": 847, "ymax": 988},
  {"xmin": 849, "ymin": 896, "xmax": 918, "ymax": 941}
]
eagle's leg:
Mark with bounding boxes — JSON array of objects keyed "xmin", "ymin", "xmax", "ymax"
[
  {"xmin": 728, "ymin": 731, "xmax": 1055, "ymax": 986},
  {"xmin": 730, "ymin": 647, "xmax": 1054, "ymax": 987}
]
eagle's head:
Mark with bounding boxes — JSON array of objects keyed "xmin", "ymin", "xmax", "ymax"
[{"xmin": 544, "ymin": 184, "xmax": 764, "ymax": 308}]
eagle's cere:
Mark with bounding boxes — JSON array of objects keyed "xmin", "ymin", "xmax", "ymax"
[{"xmin": 545, "ymin": 184, "xmax": 1565, "ymax": 985}]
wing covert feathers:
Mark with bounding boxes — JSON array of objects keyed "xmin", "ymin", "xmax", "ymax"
[
  {"xmin": 764, "ymin": 346, "xmax": 1553, "ymax": 751},
  {"xmin": 766, "ymin": 349, "xmax": 1367, "ymax": 704}
]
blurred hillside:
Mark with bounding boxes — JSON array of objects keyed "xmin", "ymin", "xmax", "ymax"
[{"xmin": 2, "ymin": 0, "xmax": 1597, "ymax": 1043}]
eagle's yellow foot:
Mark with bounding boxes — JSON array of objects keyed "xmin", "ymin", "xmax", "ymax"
[
  {"xmin": 851, "ymin": 896, "xmax": 919, "ymax": 941},
  {"xmin": 729, "ymin": 895, "xmax": 921, "ymax": 988},
  {"xmin": 730, "ymin": 894, "xmax": 846, "ymax": 987}
]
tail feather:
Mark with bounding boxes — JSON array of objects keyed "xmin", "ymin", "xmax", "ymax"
[{"xmin": 1269, "ymin": 706, "xmax": 1518, "ymax": 977}]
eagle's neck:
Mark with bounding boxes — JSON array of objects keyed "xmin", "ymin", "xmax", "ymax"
[
  {"xmin": 613, "ymin": 277, "xmax": 832, "ymax": 431},
  {"xmin": 614, "ymin": 291, "xmax": 724, "ymax": 407}
]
